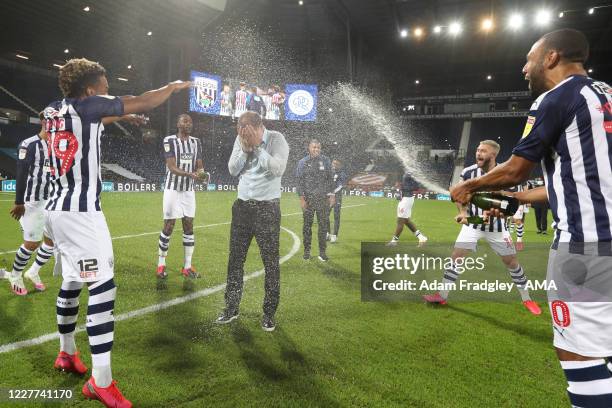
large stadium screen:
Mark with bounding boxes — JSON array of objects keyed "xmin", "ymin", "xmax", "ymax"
[{"xmin": 189, "ymin": 70, "xmax": 317, "ymax": 122}]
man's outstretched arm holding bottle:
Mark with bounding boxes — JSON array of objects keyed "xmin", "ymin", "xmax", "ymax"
[{"xmin": 451, "ymin": 155, "xmax": 536, "ymax": 204}]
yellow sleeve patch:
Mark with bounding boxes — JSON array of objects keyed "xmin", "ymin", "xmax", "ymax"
[{"xmin": 522, "ymin": 116, "xmax": 536, "ymax": 138}]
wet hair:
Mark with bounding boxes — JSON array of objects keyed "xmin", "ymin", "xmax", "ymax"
[
  {"xmin": 479, "ymin": 140, "xmax": 500, "ymax": 153},
  {"xmin": 177, "ymin": 113, "xmax": 191, "ymax": 122},
  {"xmin": 540, "ymin": 29, "xmax": 589, "ymax": 64},
  {"xmin": 238, "ymin": 111, "xmax": 262, "ymax": 128},
  {"xmin": 58, "ymin": 58, "xmax": 106, "ymax": 98}
]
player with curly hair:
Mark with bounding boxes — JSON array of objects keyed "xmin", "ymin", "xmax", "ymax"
[{"xmin": 44, "ymin": 58, "xmax": 190, "ymax": 408}]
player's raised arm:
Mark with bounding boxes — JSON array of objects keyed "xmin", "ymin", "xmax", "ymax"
[
  {"xmin": 121, "ymin": 80, "xmax": 191, "ymax": 114},
  {"xmin": 101, "ymin": 114, "xmax": 148, "ymax": 126}
]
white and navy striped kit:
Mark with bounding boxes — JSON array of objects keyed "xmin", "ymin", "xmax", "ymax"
[
  {"xmin": 18, "ymin": 135, "xmax": 51, "ymax": 203},
  {"xmin": 460, "ymin": 164, "xmax": 506, "ymax": 232},
  {"xmin": 513, "ymin": 75, "xmax": 612, "ymax": 249},
  {"xmin": 44, "ymin": 96, "xmax": 124, "ymax": 212},
  {"xmin": 507, "ymin": 183, "xmax": 524, "ymax": 195},
  {"xmin": 163, "ymin": 135, "xmax": 202, "ymax": 191}
]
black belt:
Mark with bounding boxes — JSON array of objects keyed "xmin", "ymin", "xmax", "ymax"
[{"xmin": 238, "ymin": 198, "xmax": 280, "ymax": 206}]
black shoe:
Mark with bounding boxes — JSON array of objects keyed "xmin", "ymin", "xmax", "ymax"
[
  {"xmin": 303, "ymin": 251, "xmax": 311, "ymax": 260},
  {"xmin": 542, "ymin": 231, "xmax": 548, "ymax": 235},
  {"xmin": 261, "ymin": 315, "xmax": 276, "ymax": 332},
  {"xmin": 215, "ymin": 311, "xmax": 239, "ymax": 325},
  {"xmin": 318, "ymin": 253, "xmax": 329, "ymax": 262},
  {"xmin": 536, "ymin": 230, "xmax": 542, "ymax": 234}
]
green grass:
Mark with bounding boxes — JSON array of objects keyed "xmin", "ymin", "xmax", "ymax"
[{"xmin": 0, "ymin": 191, "xmax": 567, "ymax": 407}]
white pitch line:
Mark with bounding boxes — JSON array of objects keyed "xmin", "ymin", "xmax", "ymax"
[
  {"xmin": 0, "ymin": 202, "xmax": 369, "ymax": 353},
  {"xmin": 0, "ymin": 226, "xmax": 301, "ymax": 354},
  {"xmin": 0, "ymin": 203, "xmax": 366, "ymax": 255}
]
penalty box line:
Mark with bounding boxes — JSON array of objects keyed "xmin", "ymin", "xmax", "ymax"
[{"xmin": 0, "ymin": 204, "xmax": 366, "ymax": 255}]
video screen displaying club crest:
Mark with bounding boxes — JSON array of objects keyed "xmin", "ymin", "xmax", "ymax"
[
  {"xmin": 285, "ymin": 84, "xmax": 317, "ymax": 122},
  {"xmin": 189, "ymin": 71, "xmax": 221, "ymax": 115}
]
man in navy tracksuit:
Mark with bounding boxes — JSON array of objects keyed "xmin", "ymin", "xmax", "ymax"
[{"xmin": 296, "ymin": 139, "xmax": 335, "ymax": 261}]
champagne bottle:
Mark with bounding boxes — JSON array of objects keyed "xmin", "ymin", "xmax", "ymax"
[
  {"xmin": 466, "ymin": 215, "xmax": 485, "ymax": 224},
  {"xmin": 471, "ymin": 192, "xmax": 520, "ymax": 216}
]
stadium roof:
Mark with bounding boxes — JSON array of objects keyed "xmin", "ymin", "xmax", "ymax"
[{"xmin": 1, "ymin": 0, "xmax": 610, "ymax": 96}]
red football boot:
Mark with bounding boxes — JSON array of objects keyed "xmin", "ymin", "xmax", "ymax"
[
  {"xmin": 82, "ymin": 377, "xmax": 132, "ymax": 408},
  {"xmin": 54, "ymin": 351, "xmax": 88, "ymax": 375},
  {"xmin": 181, "ymin": 267, "xmax": 200, "ymax": 279},
  {"xmin": 423, "ymin": 292, "xmax": 448, "ymax": 305},
  {"xmin": 156, "ymin": 265, "xmax": 167, "ymax": 279},
  {"xmin": 523, "ymin": 300, "xmax": 542, "ymax": 315}
]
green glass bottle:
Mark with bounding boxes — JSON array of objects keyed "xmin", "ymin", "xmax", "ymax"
[
  {"xmin": 471, "ymin": 192, "xmax": 520, "ymax": 216},
  {"xmin": 466, "ymin": 215, "xmax": 485, "ymax": 224}
]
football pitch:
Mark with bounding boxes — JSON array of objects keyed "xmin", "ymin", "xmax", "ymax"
[{"xmin": 0, "ymin": 191, "xmax": 566, "ymax": 407}]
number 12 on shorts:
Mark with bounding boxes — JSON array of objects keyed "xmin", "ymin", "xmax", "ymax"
[{"xmin": 78, "ymin": 258, "xmax": 99, "ymax": 279}]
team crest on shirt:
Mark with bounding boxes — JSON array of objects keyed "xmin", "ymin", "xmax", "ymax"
[
  {"xmin": 604, "ymin": 121, "xmax": 612, "ymax": 133},
  {"xmin": 522, "ymin": 116, "xmax": 535, "ymax": 138}
]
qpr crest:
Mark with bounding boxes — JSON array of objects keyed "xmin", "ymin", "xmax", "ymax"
[
  {"xmin": 195, "ymin": 77, "xmax": 218, "ymax": 109},
  {"xmin": 288, "ymin": 90, "xmax": 314, "ymax": 116}
]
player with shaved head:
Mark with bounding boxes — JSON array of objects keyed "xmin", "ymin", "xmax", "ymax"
[{"xmin": 452, "ymin": 29, "xmax": 612, "ymax": 406}]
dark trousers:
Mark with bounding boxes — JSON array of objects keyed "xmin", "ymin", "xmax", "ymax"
[
  {"xmin": 224, "ymin": 199, "xmax": 281, "ymax": 317},
  {"xmin": 534, "ymin": 204, "xmax": 549, "ymax": 232},
  {"xmin": 328, "ymin": 200, "xmax": 342, "ymax": 236},
  {"xmin": 303, "ymin": 195, "xmax": 329, "ymax": 254}
]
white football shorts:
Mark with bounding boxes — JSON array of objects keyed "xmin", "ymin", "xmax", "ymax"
[
  {"xmin": 454, "ymin": 224, "xmax": 516, "ymax": 257},
  {"xmin": 397, "ymin": 196, "xmax": 415, "ymax": 219},
  {"xmin": 19, "ymin": 200, "xmax": 46, "ymax": 242},
  {"xmin": 163, "ymin": 189, "xmax": 196, "ymax": 220},
  {"xmin": 44, "ymin": 211, "xmax": 114, "ymax": 283}
]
